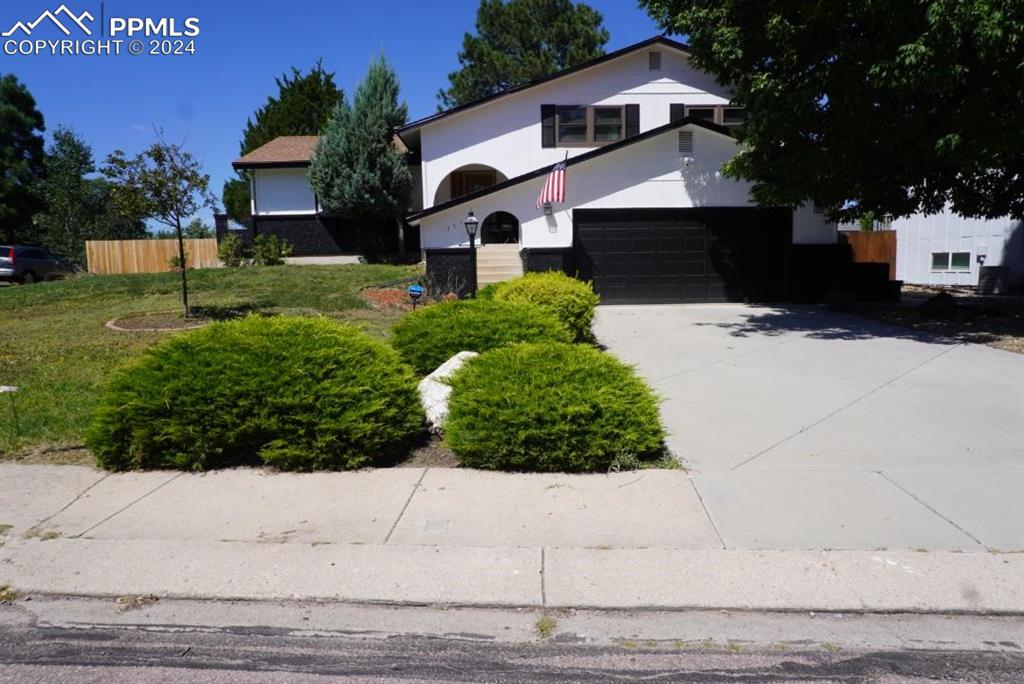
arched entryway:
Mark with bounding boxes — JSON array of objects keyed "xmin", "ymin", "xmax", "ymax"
[
  {"xmin": 482, "ymin": 211, "xmax": 520, "ymax": 244},
  {"xmin": 433, "ymin": 164, "xmax": 507, "ymax": 205}
]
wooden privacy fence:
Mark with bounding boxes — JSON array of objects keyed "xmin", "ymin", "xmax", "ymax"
[
  {"xmin": 86, "ymin": 239, "xmax": 219, "ymax": 275},
  {"xmin": 841, "ymin": 230, "xmax": 898, "ymax": 280}
]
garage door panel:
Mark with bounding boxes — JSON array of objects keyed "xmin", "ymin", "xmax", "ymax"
[{"xmin": 573, "ymin": 208, "xmax": 792, "ymax": 304}]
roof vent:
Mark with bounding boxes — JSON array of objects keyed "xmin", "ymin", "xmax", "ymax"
[
  {"xmin": 648, "ymin": 51, "xmax": 662, "ymax": 70},
  {"xmin": 678, "ymin": 131, "xmax": 694, "ymax": 155}
]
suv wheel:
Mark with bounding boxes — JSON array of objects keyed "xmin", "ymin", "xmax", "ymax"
[{"xmin": 20, "ymin": 270, "xmax": 37, "ymax": 284}]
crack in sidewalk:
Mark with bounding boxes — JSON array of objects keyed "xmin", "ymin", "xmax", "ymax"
[
  {"xmin": 383, "ymin": 468, "xmax": 428, "ymax": 544},
  {"xmin": 731, "ymin": 343, "xmax": 962, "ymax": 470},
  {"xmin": 75, "ymin": 472, "xmax": 185, "ymax": 538},
  {"xmin": 878, "ymin": 471, "xmax": 984, "ymax": 547},
  {"xmin": 34, "ymin": 472, "xmax": 111, "ymax": 530}
]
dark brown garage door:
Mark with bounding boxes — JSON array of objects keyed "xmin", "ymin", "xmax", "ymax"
[{"xmin": 573, "ymin": 208, "xmax": 792, "ymax": 304}]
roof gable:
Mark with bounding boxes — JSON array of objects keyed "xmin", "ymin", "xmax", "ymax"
[
  {"xmin": 233, "ymin": 136, "xmax": 319, "ymax": 169},
  {"xmin": 406, "ymin": 117, "xmax": 732, "ymax": 223},
  {"xmin": 396, "ymin": 36, "xmax": 691, "ymax": 140}
]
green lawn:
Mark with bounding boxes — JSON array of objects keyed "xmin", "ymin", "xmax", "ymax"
[{"xmin": 0, "ymin": 264, "xmax": 417, "ymax": 459}]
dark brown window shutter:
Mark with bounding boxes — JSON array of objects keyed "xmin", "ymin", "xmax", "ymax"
[
  {"xmin": 541, "ymin": 104, "xmax": 556, "ymax": 148},
  {"xmin": 625, "ymin": 104, "xmax": 640, "ymax": 138},
  {"xmin": 670, "ymin": 103, "xmax": 685, "ymax": 122}
]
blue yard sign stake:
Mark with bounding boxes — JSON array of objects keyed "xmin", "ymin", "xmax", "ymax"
[{"xmin": 407, "ymin": 284, "xmax": 424, "ymax": 310}]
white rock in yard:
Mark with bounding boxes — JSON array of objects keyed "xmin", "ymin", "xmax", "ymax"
[{"xmin": 418, "ymin": 351, "xmax": 478, "ymax": 433}]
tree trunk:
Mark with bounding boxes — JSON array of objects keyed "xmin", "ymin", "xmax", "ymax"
[
  {"xmin": 396, "ymin": 218, "xmax": 406, "ymax": 260},
  {"xmin": 175, "ymin": 219, "xmax": 190, "ymax": 318}
]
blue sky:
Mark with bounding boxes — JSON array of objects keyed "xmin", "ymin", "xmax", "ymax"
[{"xmin": 1, "ymin": 1, "xmax": 660, "ymax": 224}]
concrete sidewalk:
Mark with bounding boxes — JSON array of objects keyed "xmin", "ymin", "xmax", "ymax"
[{"xmin": 1, "ymin": 464, "xmax": 1021, "ymax": 613}]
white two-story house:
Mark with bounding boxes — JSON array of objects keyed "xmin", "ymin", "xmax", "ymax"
[
  {"xmin": 228, "ymin": 36, "xmax": 840, "ymax": 303},
  {"xmin": 398, "ymin": 35, "xmax": 836, "ymax": 303}
]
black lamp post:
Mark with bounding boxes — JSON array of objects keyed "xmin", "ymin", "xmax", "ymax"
[{"xmin": 465, "ymin": 211, "xmax": 479, "ymax": 297}]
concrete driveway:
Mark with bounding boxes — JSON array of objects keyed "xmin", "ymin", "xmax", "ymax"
[{"xmin": 596, "ymin": 304, "xmax": 1024, "ymax": 551}]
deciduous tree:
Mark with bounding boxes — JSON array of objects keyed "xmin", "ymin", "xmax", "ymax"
[
  {"xmin": 438, "ymin": 0, "xmax": 609, "ymax": 109},
  {"xmin": 104, "ymin": 132, "xmax": 216, "ymax": 317},
  {"xmin": 640, "ymin": 0, "xmax": 1024, "ymax": 220}
]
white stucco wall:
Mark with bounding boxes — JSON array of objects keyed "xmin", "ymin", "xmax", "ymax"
[
  {"xmin": 252, "ymin": 168, "xmax": 317, "ymax": 215},
  {"xmin": 417, "ymin": 125, "xmax": 836, "ymax": 248},
  {"xmin": 891, "ymin": 211, "xmax": 1024, "ymax": 285},
  {"xmin": 418, "ymin": 46, "xmax": 733, "ymax": 210}
]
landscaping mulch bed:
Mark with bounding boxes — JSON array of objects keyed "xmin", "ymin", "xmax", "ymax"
[
  {"xmin": 362, "ymin": 288, "xmax": 416, "ymax": 311},
  {"xmin": 854, "ymin": 285, "xmax": 1024, "ymax": 354},
  {"xmin": 399, "ymin": 435, "xmax": 459, "ymax": 468}
]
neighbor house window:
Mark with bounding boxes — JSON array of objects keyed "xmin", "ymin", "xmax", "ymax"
[
  {"xmin": 556, "ymin": 105, "xmax": 624, "ymax": 145},
  {"xmin": 931, "ymin": 252, "xmax": 972, "ymax": 271}
]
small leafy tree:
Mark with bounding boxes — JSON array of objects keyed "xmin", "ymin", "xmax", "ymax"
[
  {"xmin": 224, "ymin": 61, "xmax": 343, "ymax": 222},
  {"xmin": 309, "ymin": 55, "xmax": 412, "ymax": 260},
  {"xmin": 103, "ymin": 131, "xmax": 216, "ymax": 317},
  {"xmin": 438, "ymin": 0, "xmax": 609, "ymax": 108},
  {"xmin": 0, "ymin": 73, "xmax": 46, "ymax": 243}
]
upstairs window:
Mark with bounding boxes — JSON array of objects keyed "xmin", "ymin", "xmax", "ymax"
[
  {"xmin": 677, "ymin": 104, "xmax": 746, "ymax": 127},
  {"xmin": 556, "ymin": 105, "xmax": 624, "ymax": 145},
  {"xmin": 722, "ymin": 107, "xmax": 746, "ymax": 126},
  {"xmin": 685, "ymin": 106, "xmax": 716, "ymax": 122},
  {"xmin": 593, "ymin": 107, "xmax": 624, "ymax": 142},
  {"xmin": 556, "ymin": 106, "xmax": 588, "ymax": 143}
]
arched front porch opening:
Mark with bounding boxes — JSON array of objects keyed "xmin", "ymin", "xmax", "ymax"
[
  {"xmin": 433, "ymin": 164, "xmax": 507, "ymax": 205},
  {"xmin": 481, "ymin": 211, "xmax": 520, "ymax": 245}
]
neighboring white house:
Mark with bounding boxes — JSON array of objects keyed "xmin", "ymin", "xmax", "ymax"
[{"xmin": 889, "ymin": 210, "xmax": 1023, "ymax": 288}]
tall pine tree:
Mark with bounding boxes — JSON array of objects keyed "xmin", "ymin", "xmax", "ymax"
[
  {"xmin": 438, "ymin": 0, "xmax": 609, "ymax": 109},
  {"xmin": 0, "ymin": 74, "xmax": 45, "ymax": 243},
  {"xmin": 223, "ymin": 61, "xmax": 343, "ymax": 222},
  {"xmin": 309, "ymin": 55, "xmax": 412, "ymax": 259}
]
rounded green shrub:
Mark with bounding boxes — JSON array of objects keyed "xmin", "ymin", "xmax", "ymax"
[
  {"xmin": 445, "ymin": 343, "xmax": 665, "ymax": 472},
  {"xmin": 391, "ymin": 298, "xmax": 572, "ymax": 375},
  {"xmin": 87, "ymin": 316, "xmax": 424, "ymax": 472},
  {"xmin": 490, "ymin": 272, "xmax": 600, "ymax": 342}
]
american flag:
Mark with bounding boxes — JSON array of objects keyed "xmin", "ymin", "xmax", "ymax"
[{"xmin": 536, "ymin": 159, "xmax": 567, "ymax": 208}]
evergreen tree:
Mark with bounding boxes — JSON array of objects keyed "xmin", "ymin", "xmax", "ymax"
[
  {"xmin": 223, "ymin": 61, "xmax": 343, "ymax": 221},
  {"xmin": 439, "ymin": 0, "xmax": 609, "ymax": 109},
  {"xmin": 309, "ymin": 55, "xmax": 412, "ymax": 259},
  {"xmin": 0, "ymin": 74, "xmax": 45, "ymax": 243}
]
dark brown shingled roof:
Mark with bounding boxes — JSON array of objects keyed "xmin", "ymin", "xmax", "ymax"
[{"xmin": 232, "ymin": 136, "xmax": 319, "ymax": 168}]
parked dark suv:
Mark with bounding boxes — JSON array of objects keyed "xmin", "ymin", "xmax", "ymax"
[{"xmin": 0, "ymin": 245, "xmax": 76, "ymax": 284}]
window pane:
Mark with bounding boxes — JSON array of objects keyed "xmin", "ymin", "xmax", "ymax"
[
  {"xmin": 592, "ymin": 107, "xmax": 622, "ymax": 142},
  {"xmin": 951, "ymin": 252, "xmax": 971, "ymax": 269},
  {"xmin": 722, "ymin": 107, "xmax": 746, "ymax": 125},
  {"xmin": 686, "ymin": 107, "xmax": 716, "ymax": 121},
  {"xmin": 557, "ymin": 106, "xmax": 587, "ymax": 142},
  {"xmin": 931, "ymin": 252, "xmax": 949, "ymax": 270}
]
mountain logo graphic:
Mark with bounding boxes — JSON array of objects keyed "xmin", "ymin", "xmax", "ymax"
[{"xmin": 3, "ymin": 4, "xmax": 94, "ymax": 37}]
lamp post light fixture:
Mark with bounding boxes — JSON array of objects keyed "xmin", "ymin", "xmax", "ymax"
[{"xmin": 464, "ymin": 211, "xmax": 480, "ymax": 297}]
